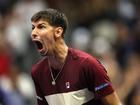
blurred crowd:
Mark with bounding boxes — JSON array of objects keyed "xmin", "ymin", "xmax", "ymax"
[{"xmin": 0, "ymin": 0, "xmax": 140, "ymax": 105}]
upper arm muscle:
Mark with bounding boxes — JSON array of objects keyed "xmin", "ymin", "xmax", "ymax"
[{"xmin": 101, "ymin": 92, "xmax": 122, "ymax": 105}]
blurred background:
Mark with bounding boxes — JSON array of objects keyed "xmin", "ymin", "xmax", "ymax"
[{"xmin": 0, "ymin": 0, "xmax": 140, "ymax": 105}]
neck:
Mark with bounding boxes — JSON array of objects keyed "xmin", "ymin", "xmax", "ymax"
[{"xmin": 48, "ymin": 39, "xmax": 68, "ymax": 70}]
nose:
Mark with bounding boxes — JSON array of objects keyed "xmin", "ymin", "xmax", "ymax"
[
  {"xmin": 31, "ymin": 29, "xmax": 38, "ymax": 39},
  {"xmin": 31, "ymin": 33, "xmax": 38, "ymax": 39}
]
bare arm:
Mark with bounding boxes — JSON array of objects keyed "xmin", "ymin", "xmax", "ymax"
[{"xmin": 101, "ymin": 92, "xmax": 122, "ymax": 105}]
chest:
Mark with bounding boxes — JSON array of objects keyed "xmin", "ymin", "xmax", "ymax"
[{"xmin": 38, "ymin": 60, "xmax": 88, "ymax": 96}]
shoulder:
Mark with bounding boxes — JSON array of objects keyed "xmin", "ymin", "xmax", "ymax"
[
  {"xmin": 70, "ymin": 48, "xmax": 100, "ymax": 65},
  {"xmin": 31, "ymin": 57, "xmax": 48, "ymax": 76},
  {"xmin": 70, "ymin": 48, "xmax": 107, "ymax": 74},
  {"xmin": 69, "ymin": 48, "xmax": 94, "ymax": 60},
  {"xmin": 84, "ymin": 56, "xmax": 107, "ymax": 76}
]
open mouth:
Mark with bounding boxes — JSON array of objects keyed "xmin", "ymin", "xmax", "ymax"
[
  {"xmin": 34, "ymin": 40, "xmax": 43, "ymax": 50},
  {"xmin": 33, "ymin": 40, "xmax": 47, "ymax": 55}
]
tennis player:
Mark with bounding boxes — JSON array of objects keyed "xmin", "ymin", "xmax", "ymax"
[{"xmin": 31, "ymin": 8, "xmax": 122, "ymax": 105}]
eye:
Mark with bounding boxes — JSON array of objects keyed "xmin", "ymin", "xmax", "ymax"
[
  {"xmin": 38, "ymin": 25, "xmax": 46, "ymax": 29},
  {"xmin": 32, "ymin": 25, "xmax": 35, "ymax": 30}
]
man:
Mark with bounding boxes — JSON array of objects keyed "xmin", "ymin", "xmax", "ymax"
[{"xmin": 31, "ymin": 8, "xmax": 122, "ymax": 105}]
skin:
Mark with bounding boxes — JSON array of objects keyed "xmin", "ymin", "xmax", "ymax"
[
  {"xmin": 31, "ymin": 19, "xmax": 68, "ymax": 69},
  {"xmin": 31, "ymin": 19, "xmax": 122, "ymax": 105},
  {"xmin": 102, "ymin": 92, "xmax": 122, "ymax": 105}
]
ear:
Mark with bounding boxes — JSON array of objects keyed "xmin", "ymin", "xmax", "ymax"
[{"xmin": 54, "ymin": 27, "xmax": 63, "ymax": 38}]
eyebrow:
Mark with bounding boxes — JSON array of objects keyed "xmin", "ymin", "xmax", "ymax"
[
  {"xmin": 32, "ymin": 23, "xmax": 46, "ymax": 27},
  {"xmin": 32, "ymin": 25, "xmax": 35, "ymax": 28},
  {"xmin": 38, "ymin": 23, "xmax": 46, "ymax": 25}
]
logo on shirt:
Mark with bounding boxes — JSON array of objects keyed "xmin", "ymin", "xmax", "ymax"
[
  {"xmin": 95, "ymin": 83, "xmax": 110, "ymax": 91},
  {"xmin": 65, "ymin": 82, "xmax": 70, "ymax": 89}
]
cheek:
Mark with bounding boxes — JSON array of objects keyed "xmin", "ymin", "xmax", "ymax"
[
  {"xmin": 41, "ymin": 30, "xmax": 55, "ymax": 44},
  {"xmin": 43, "ymin": 34, "xmax": 55, "ymax": 46}
]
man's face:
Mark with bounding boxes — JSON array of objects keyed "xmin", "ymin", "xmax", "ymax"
[{"xmin": 31, "ymin": 19, "xmax": 56, "ymax": 56}]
